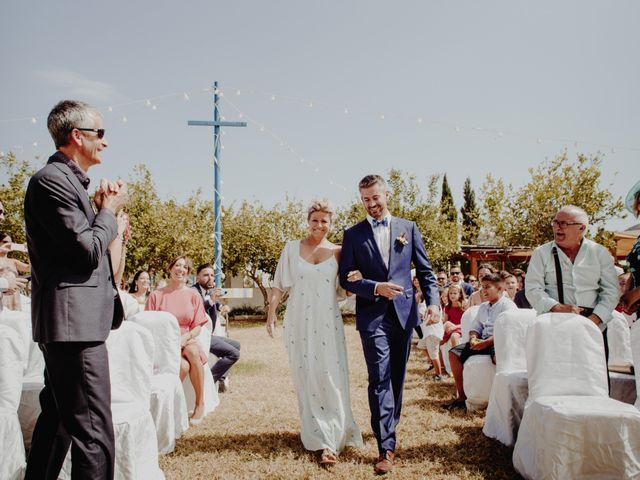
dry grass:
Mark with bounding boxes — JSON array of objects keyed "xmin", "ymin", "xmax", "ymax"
[{"xmin": 159, "ymin": 321, "xmax": 520, "ymax": 479}]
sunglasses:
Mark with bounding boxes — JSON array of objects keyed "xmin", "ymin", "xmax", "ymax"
[{"xmin": 76, "ymin": 127, "xmax": 105, "ymax": 139}]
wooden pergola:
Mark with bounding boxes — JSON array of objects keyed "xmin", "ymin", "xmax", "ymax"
[
  {"xmin": 455, "ymin": 245, "xmax": 534, "ymax": 276},
  {"xmin": 613, "ymin": 228, "xmax": 640, "ymax": 262}
]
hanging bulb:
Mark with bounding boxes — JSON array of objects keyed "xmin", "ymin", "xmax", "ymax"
[
  {"xmin": 145, "ymin": 99, "xmax": 151, "ymax": 107},
  {"xmin": 107, "ymin": 106, "xmax": 113, "ymax": 112},
  {"xmin": 236, "ymin": 89, "xmax": 241, "ymax": 96},
  {"xmin": 33, "ymin": 141, "xmax": 38, "ymax": 147},
  {"xmin": 537, "ymin": 138, "xmax": 542, "ymax": 144},
  {"xmin": 122, "ymin": 116, "xmax": 128, "ymax": 123},
  {"xmin": 31, "ymin": 117, "xmax": 37, "ymax": 124},
  {"xmin": 344, "ymin": 108, "xmax": 349, "ymax": 114},
  {"xmin": 238, "ymin": 113, "xmax": 244, "ymax": 119},
  {"xmin": 455, "ymin": 126, "xmax": 461, "ymax": 132},
  {"xmin": 498, "ymin": 131, "xmax": 504, "ymax": 137},
  {"xmin": 417, "ymin": 118, "xmax": 423, "ymax": 124},
  {"xmin": 271, "ymin": 95, "xmax": 276, "ymax": 101},
  {"xmin": 259, "ymin": 126, "xmax": 265, "ymax": 132},
  {"xmin": 183, "ymin": 93, "xmax": 190, "ymax": 101},
  {"xmin": 300, "ymin": 158, "xmax": 305, "ymax": 163},
  {"xmin": 380, "ymin": 114, "xmax": 385, "ymax": 120},
  {"xmin": 308, "ymin": 102, "xmax": 314, "ymax": 108},
  {"xmin": 152, "ymin": 105, "xmax": 157, "ymax": 110}
]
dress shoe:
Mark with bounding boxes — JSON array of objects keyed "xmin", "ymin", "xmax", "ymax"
[{"xmin": 374, "ymin": 450, "xmax": 395, "ymax": 475}]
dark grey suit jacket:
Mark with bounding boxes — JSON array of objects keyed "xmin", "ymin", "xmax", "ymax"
[{"xmin": 24, "ymin": 154, "xmax": 122, "ymax": 343}]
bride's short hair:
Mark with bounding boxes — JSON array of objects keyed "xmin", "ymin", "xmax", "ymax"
[{"xmin": 307, "ymin": 198, "xmax": 335, "ymax": 222}]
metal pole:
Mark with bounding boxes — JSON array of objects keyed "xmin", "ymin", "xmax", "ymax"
[{"xmin": 213, "ymin": 81, "xmax": 222, "ymax": 288}]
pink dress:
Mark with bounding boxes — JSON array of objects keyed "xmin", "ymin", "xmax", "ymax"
[{"xmin": 145, "ymin": 287, "xmax": 209, "ymax": 364}]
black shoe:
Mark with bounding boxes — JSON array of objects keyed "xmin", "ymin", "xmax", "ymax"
[
  {"xmin": 443, "ymin": 398, "xmax": 466, "ymax": 410},
  {"xmin": 431, "ymin": 374, "xmax": 442, "ymax": 381},
  {"xmin": 425, "ymin": 363, "xmax": 434, "ymax": 372}
]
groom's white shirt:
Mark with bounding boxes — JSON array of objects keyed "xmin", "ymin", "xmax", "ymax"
[{"xmin": 367, "ymin": 214, "xmax": 391, "ymax": 268}]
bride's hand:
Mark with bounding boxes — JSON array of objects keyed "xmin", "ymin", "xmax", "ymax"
[
  {"xmin": 347, "ymin": 270, "xmax": 363, "ymax": 282},
  {"xmin": 266, "ymin": 313, "xmax": 277, "ymax": 338}
]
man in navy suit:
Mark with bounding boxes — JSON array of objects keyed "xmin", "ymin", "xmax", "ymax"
[{"xmin": 339, "ymin": 174, "xmax": 440, "ymax": 474}]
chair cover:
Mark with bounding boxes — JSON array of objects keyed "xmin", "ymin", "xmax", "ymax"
[
  {"xmin": 483, "ymin": 309, "xmax": 536, "ymax": 446},
  {"xmin": 183, "ymin": 315, "xmax": 220, "ymax": 416},
  {"xmin": 460, "ymin": 305, "xmax": 480, "ymax": 343},
  {"xmin": 513, "ymin": 313, "xmax": 640, "ymax": 480},
  {"xmin": 0, "ymin": 309, "xmax": 30, "ymax": 373},
  {"xmin": 0, "ymin": 324, "xmax": 27, "ymax": 480},
  {"xmin": 608, "ymin": 310, "xmax": 634, "ymax": 367},
  {"xmin": 130, "ymin": 311, "xmax": 189, "ymax": 454},
  {"xmin": 119, "ymin": 289, "xmax": 142, "ymax": 320},
  {"xmin": 61, "ymin": 321, "xmax": 164, "ymax": 479},
  {"xmin": 458, "ymin": 305, "xmax": 491, "ymax": 410}
]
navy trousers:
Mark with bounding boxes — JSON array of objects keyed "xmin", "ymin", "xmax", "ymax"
[
  {"xmin": 209, "ymin": 336, "xmax": 241, "ymax": 382},
  {"xmin": 359, "ymin": 305, "xmax": 413, "ymax": 453}
]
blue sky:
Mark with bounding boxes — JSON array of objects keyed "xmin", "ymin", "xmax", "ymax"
[{"xmin": 1, "ymin": 0, "xmax": 638, "ymax": 233}]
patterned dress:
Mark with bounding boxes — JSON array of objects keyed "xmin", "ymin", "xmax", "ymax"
[{"xmin": 274, "ymin": 240, "xmax": 363, "ymax": 453}]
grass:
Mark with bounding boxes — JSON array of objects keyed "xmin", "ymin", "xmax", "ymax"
[{"xmin": 159, "ymin": 321, "xmax": 520, "ymax": 479}]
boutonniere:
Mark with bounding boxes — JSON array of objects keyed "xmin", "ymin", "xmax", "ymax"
[{"xmin": 395, "ymin": 233, "xmax": 409, "ymax": 246}]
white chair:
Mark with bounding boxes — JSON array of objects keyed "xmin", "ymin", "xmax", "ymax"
[
  {"xmin": 458, "ymin": 305, "xmax": 494, "ymax": 410},
  {"xmin": 0, "ymin": 324, "xmax": 27, "ymax": 480},
  {"xmin": 183, "ymin": 315, "xmax": 220, "ymax": 416},
  {"xmin": 61, "ymin": 321, "xmax": 164, "ymax": 479},
  {"xmin": 482, "ymin": 309, "xmax": 536, "ymax": 446},
  {"xmin": 440, "ymin": 305, "xmax": 480, "ymax": 376},
  {"xmin": 513, "ymin": 313, "xmax": 640, "ymax": 480},
  {"xmin": 0, "ymin": 309, "xmax": 46, "ymax": 452},
  {"xmin": 129, "ymin": 311, "xmax": 189, "ymax": 454},
  {"xmin": 608, "ymin": 310, "xmax": 634, "ymax": 367}
]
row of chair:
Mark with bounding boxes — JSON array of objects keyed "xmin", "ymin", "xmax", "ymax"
[
  {"xmin": 0, "ymin": 307, "xmax": 222, "ymax": 479},
  {"xmin": 452, "ymin": 307, "xmax": 640, "ymax": 479}
]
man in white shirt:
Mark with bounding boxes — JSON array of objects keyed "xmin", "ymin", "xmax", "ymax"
[{"xmin": 526, "ymin": 205, "xmax": 618, "ymax": 349}]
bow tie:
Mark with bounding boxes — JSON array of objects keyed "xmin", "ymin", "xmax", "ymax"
[{"xmin": 372, "ymin": 218, "xmax": 389, "ymax": 228}]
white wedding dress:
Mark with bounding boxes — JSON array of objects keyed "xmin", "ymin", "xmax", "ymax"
[{"xmin": 274, "ymin": 240, "xmax": 363, "ymax": 453}]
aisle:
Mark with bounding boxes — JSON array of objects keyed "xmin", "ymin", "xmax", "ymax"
[{"xmin": 160, "ymin": 322, "xmax": 519, "ymax": 479}]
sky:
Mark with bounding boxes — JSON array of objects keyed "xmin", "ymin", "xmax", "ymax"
[{"xmin": 1, "ymin": 0, "xmax": 638, "ymax": 234}]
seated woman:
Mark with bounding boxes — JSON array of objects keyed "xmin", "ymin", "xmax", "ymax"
[
  {"xmin": 0, "ymin": 231, "xmax": 30, "ymax": 311},
  {"xmin": 145, "ymin": 255, "xmax": 209, "ymax": 424},
  {"xmin": 128, "ymin": 270, "xmax": 152, "ymax": 306}
]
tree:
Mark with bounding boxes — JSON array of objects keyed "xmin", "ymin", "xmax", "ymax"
[
  {"xmin": 479, "ymin": 152, "xmax": 624, "ymax": 247},
  {"xmin": 460, "ymin": 177, "xmax": 481, "ymax": 245},
  {"xmin": 439, "ymin": 174, "xmax": 457, "ymax": 224},
  {"xmin": 221, "ymin": 198, "xmax": 306, "ymax": 307},
  {"xmin": 124, "ymin": 164, "xmax": 214, "ymax": 279},
  {"xmin": 0, "ymin": 152, "xmax": 36, "ymax": 246}
]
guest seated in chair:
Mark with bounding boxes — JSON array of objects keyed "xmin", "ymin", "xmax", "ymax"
[
  {"xmin": 193, "ymin": 263, "xmax": 241, "ymax": 393},
  {"xmin": 445, "ymin": 273, "xmax": 517, "ymax": 410},
  {"xmin": 145, "ymin": 256, "xmax": 209, "ymax": 424}
]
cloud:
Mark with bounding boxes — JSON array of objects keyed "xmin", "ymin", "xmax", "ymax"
[{"xmin": 37, "ymin": 68, "xmax": 128, "ymax": 104}]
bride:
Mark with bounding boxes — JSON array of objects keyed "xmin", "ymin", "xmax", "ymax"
[{"xmin": 267, "ymin": 199, "xmax": 363, "ymax": 466}]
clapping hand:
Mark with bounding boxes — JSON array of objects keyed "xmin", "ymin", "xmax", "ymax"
[{"xmin": 94, "ymin": 178, "xmax": 128, "ymax": 214}]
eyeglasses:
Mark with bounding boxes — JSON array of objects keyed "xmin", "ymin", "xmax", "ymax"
[
  {"xmin": 450, "ymin": 271, "xmax": 461, "ymax": 275},
  {"xmin": 551, "ymin": 220, "xmax": 582, "ymax": 229},
  {"xmin": 75, "ymin": 128, "xmax": 105, "ymax": 139},
  {"xmin": 437, "ymin": 277, "xmax": 447, "ymax": 281}
]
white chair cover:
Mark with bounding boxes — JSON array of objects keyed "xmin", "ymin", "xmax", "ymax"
[
  {"xmin": 129, "ymin": 311, "xmax": 189, "ymax": 454},
  {"xmin": 183, "ymin": 315, "xmax": 220, "ymax": 416},
  {"xmin": 483, "ymin": 309, "xmax": 536, "ymax": 446},
  {"xmin": 119, "ymin": 289, "xmax": 142, "ymax": 320},
  {"xmin": 458, "ymin": 305, "xmax": 492, "ymax": 410},
  {"xmin": 513, "ymin": 313, "xmax": 640, "ymax": 480},
  {"xmin": 631, "ymin": 320, "xmax": 640, "ymax": 410},
  {"xmin": 0, "ymin": 324, "xmax": 27, "ymax": 480},
  {"xmin": 608, "ymin": 310, "xmax": 634, "ymax": 367},
  {"xmin": 460, "ymin": 305, "xmax": 480, "ymax": 344}
]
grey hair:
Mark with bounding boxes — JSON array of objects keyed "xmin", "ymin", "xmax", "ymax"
[
  {"xmin": 358, "ymin": 174, "xmax": 388, "ymax": 191},
  {"xmin": 307, "ymin": 198, "xmax": 335, "ymax": 222},
  {"xmin": 47, "ymin": 100, "xmax": 101, "ymax": 149},
  {"xmin": 558, "ymin": 205, "xmax": 589, "ymax": 226}
]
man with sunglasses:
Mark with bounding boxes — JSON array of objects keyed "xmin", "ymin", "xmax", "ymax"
[
  {"xmin": 0, "ymin": 200, "xmax": 28, "ymax": 308},
  {"xmin": 447, "ymin": 266, "xmax": 474, "ymax": 297},
  {"xmin": 526, "ymin": 205, "xmax": 618, "ymax": 359},
  {"xmin": 24, "ymin": 100, "xmax": 128, "ymax": 480}
]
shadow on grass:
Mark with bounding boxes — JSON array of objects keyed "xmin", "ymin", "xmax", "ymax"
[
  {"xmin": 172, "ymin": 430, "xmax": 378, "ymax": 463},
  {"xmin": 399, "ymin": 424, "xmax": 521, "ymax": 480}
]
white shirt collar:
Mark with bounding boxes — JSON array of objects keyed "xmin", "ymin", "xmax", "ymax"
[{"xmin": 367, "ymin": 213, "xmax": 391, "ymax": 227}]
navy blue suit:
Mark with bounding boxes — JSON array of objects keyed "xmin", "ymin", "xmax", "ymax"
[{"xmin": 339, "ymin": 217, "xmax": 438, "ymax": 453}]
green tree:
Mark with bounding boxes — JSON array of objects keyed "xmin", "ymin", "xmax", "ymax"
[
  {"xmin": 479, "ymin": 152, "xmax": 624, "ymax": 247},
  {"xmin": 124, "ymin": 164, "xmax": 214, "ymax": 280},
  {"xmin": 0, "ymin": 152, "xmax": 36, "ymax": 246},
  {"xmin": 460, "ymin": 177, "xmax": 481, "ymax": 245},
  {"xmin": 439, "ymin": 174, "xmax": 457, "ymax": 224},
  {"xmin": 222, "ymin": 198, "xmax": 305, "ymax": 307}
]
